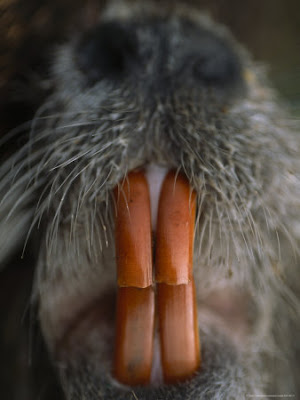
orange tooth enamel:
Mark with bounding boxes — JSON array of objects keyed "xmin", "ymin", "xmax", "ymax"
[
  {"xmin": 114, "ymin": 286, "xmax": 155, "ymax": 385},
  {"xmin": 113, "ymin": 169, "xmax": 200, "ymax": 386},
  {"xmin": 155, "ymin": 171, "xmax": 196, "ymax": 285},
  {"xmin": 158, "ymin": 280, "xmax": 201, "ymax": 383},
  {"xmin": 114, "ymin": 171, "xmax": 152, "ymax": 288},
  {"xmin": 156, "ymin": 170, "xmax": 200, "ymax": 383}
]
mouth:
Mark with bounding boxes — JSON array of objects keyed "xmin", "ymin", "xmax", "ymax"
[
  {"xmin": 113, "ymin": 167, "xmax": 200, "ymax": 386},
  {"xmin": 39, "ymin": 164, "xmax": 254, "ymax": 395}
]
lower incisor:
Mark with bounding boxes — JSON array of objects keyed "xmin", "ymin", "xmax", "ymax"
[
  {"xmin": 113, "ymin": 286, "xmax": 155, "ymax": 385},
  {"xmin": 158, "ymin": 280, "xmax": 201, "ymax": 383}
]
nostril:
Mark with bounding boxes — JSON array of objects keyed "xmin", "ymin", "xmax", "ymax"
[
  {"xmin": 190, "ymin": 36, "xmax": 242, "ymax": 86},
  {"xmin": 192, "ymin": 50, "xmax": 240, "ymax": 86},
  {"xmin": 76, "ymin": 22, "xmax": 138, "ymax": 85}
]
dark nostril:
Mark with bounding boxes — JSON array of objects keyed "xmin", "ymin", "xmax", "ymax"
[
  {"xmin": 191, "ymin": 37, "xmax": 242, "ymax": 86},
  {"xmin": 77, "ymin": 22, "xmax": 138, "ymax": 85}
]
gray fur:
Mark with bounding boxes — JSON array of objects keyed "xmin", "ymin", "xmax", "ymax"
[{"xmin": 0, "ymin": 1, "xmax": 299, "ymax": 399}]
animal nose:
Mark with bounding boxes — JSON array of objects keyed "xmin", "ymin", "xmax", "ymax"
[{"xmin": 77, "ymin": 22, "xmax": 138, "ymax": 85}]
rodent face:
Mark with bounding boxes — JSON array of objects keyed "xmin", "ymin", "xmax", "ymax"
[
  {"xmin": 0, "ymin": 2, "xmax": 299, "ymax": 399},
  {"xmin": 50, "ymin": 14, "xmax": 245, "ymax": 183}
]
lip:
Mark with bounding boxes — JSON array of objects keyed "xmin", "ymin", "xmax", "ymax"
[{"xmin": 57, "ymin": 324, "xmax": 247, "ymax": 399}]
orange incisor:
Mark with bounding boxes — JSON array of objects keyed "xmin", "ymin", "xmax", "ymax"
[
  {"xmin": 113, "ymin": 171, "xmax": 154, "ymax": 385},
  {"xmin": 113, "ymin": 170, "xmax": 200, "ymax": 386},
  {"xmin": 114, "ymin": 286, "xmax": 155, "ymax": 385},
  {"xmin": 156, "ymin": 171, "xmax": 201, "ymax": 383},
  {"xmin": 114, "ymin": 171, "xmax": 152, "ymax": 288}
]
